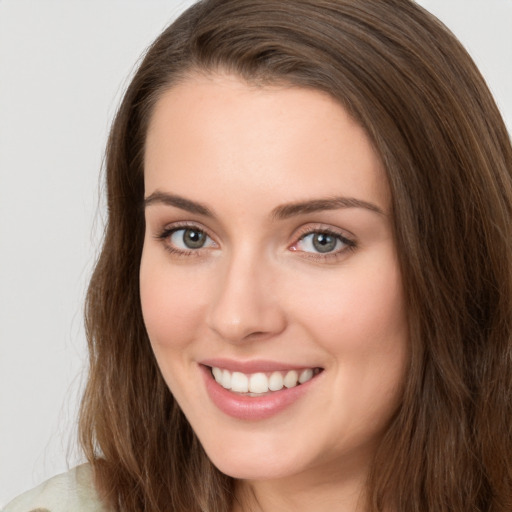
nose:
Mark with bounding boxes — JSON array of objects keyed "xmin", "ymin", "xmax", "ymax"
[{"xmin": 206, "ymin": 251, "xmax": 287, "ymax": 344}]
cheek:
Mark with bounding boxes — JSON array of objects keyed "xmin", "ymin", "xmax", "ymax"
[
  {"xmin": 139, "ymin": 251, "xmax": 206, "ymax": 351},
  {"xmin": 291, "ymin": 256, "xmax": 406, "ymax": 355},
  {"xmin": 292, "ymin": 257, "xmax": 407, "ymax": 440},
  {"xmin": 139, "ymin": 250, "xmax": 212, "ymax": 404}
]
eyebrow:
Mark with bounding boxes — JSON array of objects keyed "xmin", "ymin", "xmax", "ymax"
[
  {"xmin": 144, "ymin": 191, "xmax": 384, "ymax": 219},
  {"xmin": 144, "ymin": 191, "xmax": 213, "ymax": 216},
  {"xmin": 271, "ymin": 197, "xmax": 385, "ymax": 219}
]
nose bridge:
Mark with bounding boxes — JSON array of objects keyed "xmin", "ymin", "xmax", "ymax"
[{"xmin": 207, "ymin": 244, "xmax": 285, "ymax": 343}]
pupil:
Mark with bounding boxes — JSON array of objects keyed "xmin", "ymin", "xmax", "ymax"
[
  {"xmin": 184, "ymin": 229, "xmax": 205, "ymax": 249},
  {"xmin": 313, "ymin": 233, "xmax": 336, "ymax": 253}
]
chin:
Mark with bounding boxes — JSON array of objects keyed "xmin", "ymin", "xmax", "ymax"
[
  {"xmin": 196, "ymin": 428, "xmax": 313, "ymax": 481},
  {"xmin": 208, "ymin": 453, "xmax": 297, "ymax": 481}
]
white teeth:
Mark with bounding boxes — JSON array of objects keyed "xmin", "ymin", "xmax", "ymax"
[
  {"xmin": 211, "ymin": 366, "xmax": 320, "ymax": 394},
  {"xmin": 212, "ymin": 367, "xmax": 222, "ymax": 382},
  {"xmin": 221, "ymin": 369, "xmax": 232, "ymax": 389},
  {"xmin": 268, "ymin": 371, "xmax": 284, "ymax": 391},
  {"xmin": 231, "ymin": 372, "xmax": 249, "ymax": 392},
  {"xmin": 299, "ymin": 368, "xmax": 314, "ymax": 384},
  {"xmin": 283, "ymin": 370, "xmax": 298, "ymax": 388},
  {"xmin": 249, "ymin": 373, "xmax": 268, "ymax": 393}
]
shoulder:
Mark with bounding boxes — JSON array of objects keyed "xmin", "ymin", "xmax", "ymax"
[{"xmin": 2, "ymin": 464, "xmax": 111, "ymax": 512}]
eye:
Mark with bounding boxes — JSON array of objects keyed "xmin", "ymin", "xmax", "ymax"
[
  {"xmin": 170, "ymin": 228, "xmax": 212, "ymax": 249},
  {"xmin": 292, "ymin": 230, "xmax": 355, "ymax": 256},
  {"xmin": 298, "ymin": 232, "xmax": 344, "ymax": 253},
  {"xmin": 157, "ymin": 225, "xmax": 217, "ymax": 254}
]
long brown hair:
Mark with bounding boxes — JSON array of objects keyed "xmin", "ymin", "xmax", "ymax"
[{"xmin": 79, "ymin": 1, "xmax": 512, "ymax": 510}]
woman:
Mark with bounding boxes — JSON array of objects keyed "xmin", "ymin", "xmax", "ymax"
[{"xmin": 5, "ymin": 0, "xmax": 512, "ymax": 511}]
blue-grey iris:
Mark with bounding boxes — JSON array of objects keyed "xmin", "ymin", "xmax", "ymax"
[
  {"xmin": 183, "ymin": 229, "xmax": 206, "ymax": 249},
  {"xmin": 312, "ymin": 233, "xmax": 337, "ymax": 253}
]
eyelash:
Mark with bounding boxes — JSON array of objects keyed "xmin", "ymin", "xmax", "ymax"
[
  {"xmin": 291, "ymin": 226, "xmax": 356, "ymax": 262},
  {"xmin": 155, "ymin": 222, "xmax": 216, "ymax": 258},
  {"xmin": 154, "ymin": 223, "xmax": 356, "ymax": 261}
]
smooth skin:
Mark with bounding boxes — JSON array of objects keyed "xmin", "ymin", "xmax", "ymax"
[{"xmin": 140, "ymin": 73, "xmax": 408, "ymax": 512}]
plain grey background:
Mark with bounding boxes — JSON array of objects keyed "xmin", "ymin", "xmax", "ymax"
[{"xmin": 1, "ymin": 0, "xmax": 511, "ymax": 506}]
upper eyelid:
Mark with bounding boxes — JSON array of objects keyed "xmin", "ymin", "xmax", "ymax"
[
  {"xmin": 292, "ymin": 223, "xmax": 355, "ymax": 242},
  {"xmin": 156, "ymin": 224, "xmax": 217, "ymax": 255},
  {"xmin": 154, "ymin": 220, "xmax": 356, "ymax": 247},
  {"xmin": 289, "ymin": 224, "xmax": 357, "ymax": 257},
  {"xmin": 292, "ymin": 231, "xmax": 355, "ymax": 250},
  {"xmin": 158, "ymin": 221, "xmax": 215, "ymax": 238},
  {"xmin": 154, "ymin": 222, "xmax": 218, "ymax": 251}
]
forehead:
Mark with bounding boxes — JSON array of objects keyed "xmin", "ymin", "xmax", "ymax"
[{"xmin": 144, "ymin": 73, "xmax": 390, "ymax": 213}]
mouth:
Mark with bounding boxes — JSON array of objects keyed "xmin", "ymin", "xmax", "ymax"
[
  {"xmin": 199, "ymin": 359, "xmax": 324, "ymax": 420},
  {"xmin": 209, "ymin": 366, "xmax": 323, "ymax": 396}
]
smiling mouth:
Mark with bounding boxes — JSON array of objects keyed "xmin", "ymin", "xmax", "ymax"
[{"xmin": 209, "ymin": 366, "xmax": 323, "ymax": 396}]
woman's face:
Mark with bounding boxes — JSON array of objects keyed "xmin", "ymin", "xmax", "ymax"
[{"xmin": 140, "ymin": 74, "xmax": 408, "ymax": 485}]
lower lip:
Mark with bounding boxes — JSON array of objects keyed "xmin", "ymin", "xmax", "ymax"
[{"xmin": 200, "ymin": 365, "xmax": 320, "ymax": 421}]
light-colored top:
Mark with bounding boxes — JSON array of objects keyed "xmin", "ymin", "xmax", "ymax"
[{"xmin": 2, "ymin": 464, "xmax": 110, "ymax": 512}]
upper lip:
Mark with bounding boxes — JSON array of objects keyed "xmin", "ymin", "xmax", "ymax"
[{"xmin": 200, "ymin": 358, "xmax": 322, "ymax": 374}]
